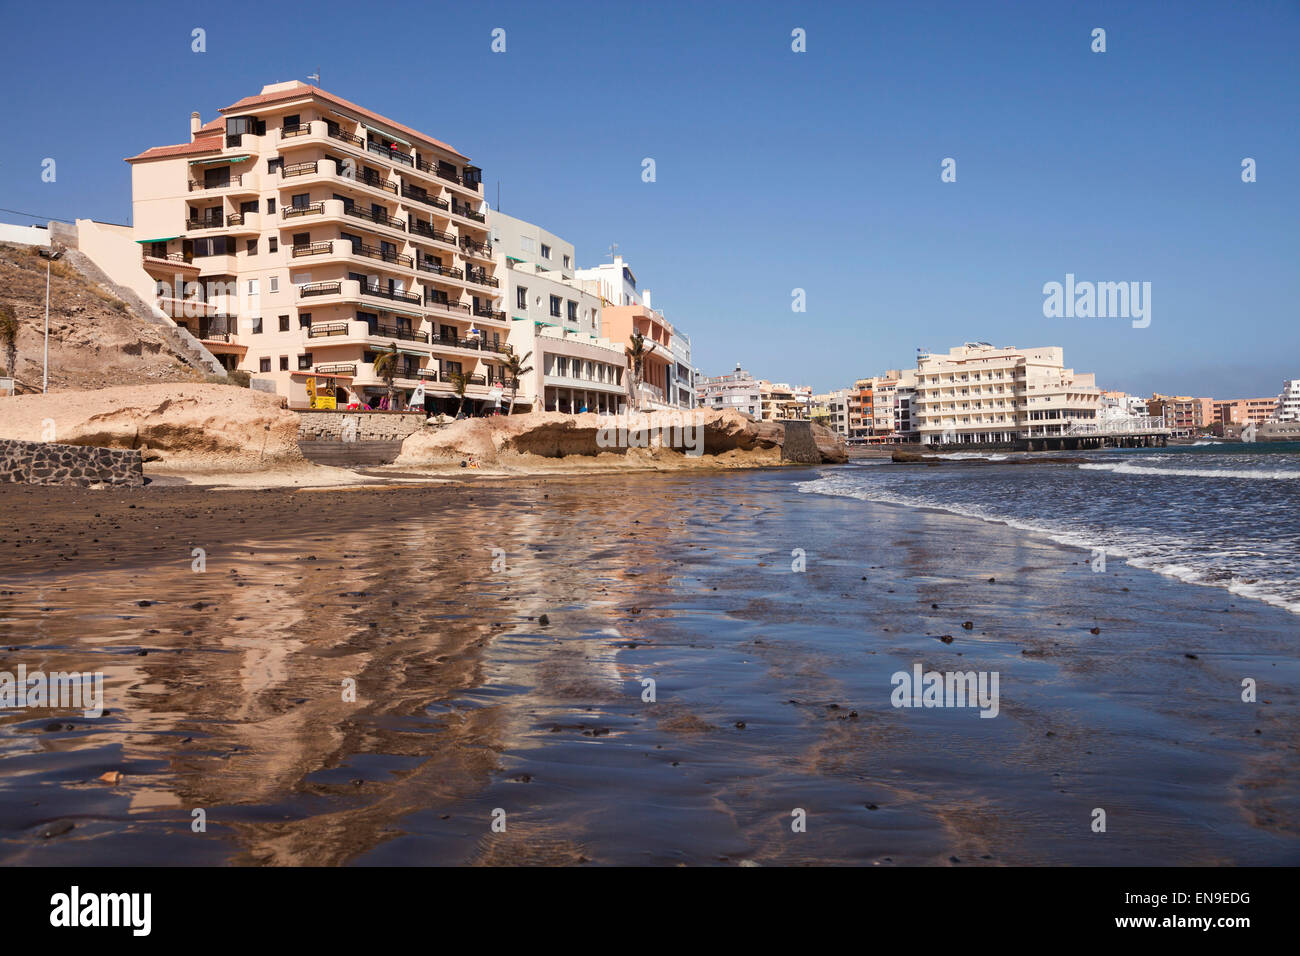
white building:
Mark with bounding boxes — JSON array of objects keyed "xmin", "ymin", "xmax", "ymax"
[
  {"xmin": 1273, "ymin": 379, "xmax": 1300, "ymax": 422},
  {"xmin": 697, "ymin": 365, "xmax": 763, "ymax": 419}
]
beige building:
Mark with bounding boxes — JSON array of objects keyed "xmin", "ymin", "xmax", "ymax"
[
  {"xmin": 126, "ymin": 82, "xmax": 505, "ymax": 411},
  {"xmin": 914, "ymin": 342, "xmax": 1100, "ymax": 444},
  {"xmin": 759, "ymin": 381, "xmax": 812, "ymax": 421}
]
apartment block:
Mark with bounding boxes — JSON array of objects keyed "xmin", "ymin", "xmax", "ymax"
[
  {"xmin": 1212, "ymin": 397, "xmax": 1278, "ymax": 427},
  {"xmin": 1274, "ymin": 380, "xmax": 1300, "ymax": 422},
  {"xmin": 812, "ymin": 390, "xmax": 850, "ymax": 437},
  {"xmin": 126, "ymin": 82, "xmax": 505, "ymax": 411},
  {"xmin": 1146, "ymin": 394, "xmax": 1213, "ymax": 433},
  {"xmin": 914, "ymin": 342, "xmax": 1101, "ymax": 443},
  {"xmin": 696, "ymin": 366, "xmax": 763, "ymax": 419},
  {"xmin": 759, "ymin": 382, "xmax": 812, "ymax": 421},
  {"xmin": 491, "ymin": 210, "xmax": 626, "ymax": 413}
]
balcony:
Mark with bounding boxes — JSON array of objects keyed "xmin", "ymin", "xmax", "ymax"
[
  {"xmin": 282, "ymin": 160, "xmax": 318, "ymax": 179},
  {"xmin": 280, "ymin": 123, "xmax": 311, "ymax": 139},
  {"xmin": 450, "ymin": 200, "xmax": 485, "ymax": 223},
  {"xmin": 400, "ymin": 185, "xmax": 449, "ymax": 210},
  {"xmin": 366, "ymin": 139, "xmax": 413, "ymax": 167},
  {"xmin": 370, "ymin": 323, "xmax": 429, "ymax": 344},
  {"xmin": 292, "ymin": 240, "xmax": 334, "ymax": 258},
  {"xmin": 361, "ymin": 283, "xmax": 422, "ymax": 306},
  {"xmin": 282, "ymin": 202, "xmax": 325, "ymax": 220},
  {"xmin": 189, "ymin": 174, "xmax": 249, "ymax": 192},
  {"xmin": 307, "ymin": 321, "xmax": 350, "ymax": 337},
  {"xmin": 327, "ymin": 126, "xmax": 364, "ymax": 149},
  {"xmin": 425, "ymin": 293, "xmax": 471, "ymax": 315},
  {"xmin": 464, "ymin": 269, "xmax": 498, "ymax": 288},
  {"xmin": 185, "ymin": 214, "xmax": 225, "ymax": 230},
  {"xmin": 348, "ymin": 243, "xmax": 413, "ymax": 268},
  {"xmin": 343, "ymin": 205, "xmax": 405, "ymax": 231},
  {"xmin": 460, "ymin": 238, "xmax": 494, "ymax": 259},
  {"xmin": 473, "ymin": 306, "xmax": 506, "ymax": 321},
  {"xmin": 315, "ymin": 363, "xmax": 357, "ymax": 376},
  {"xmin": 417, "ymin": 261, "xmax": 463, "ymax": 280},
  {"xmin": 409, "ymin": 220, "xmax": 457, "ymax": 245},
  {"xmin": 344, "ymin": 169, "xmax": 398, "ymax": 195},
  {"xmin": 300, "ymin": 281, "xmax": 342, "ymax": 298}
]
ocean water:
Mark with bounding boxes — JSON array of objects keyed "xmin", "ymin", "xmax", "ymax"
[{"xmin": 798, "ymin": 442, "xmax": 1300, "ymax": 616}]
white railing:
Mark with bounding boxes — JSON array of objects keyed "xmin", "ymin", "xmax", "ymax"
[{"xmin": 1063, "ymin": 415, "xmax": 1167, "ymax": 436}]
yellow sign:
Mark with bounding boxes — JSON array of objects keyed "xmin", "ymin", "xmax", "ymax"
[{"xmin": 305, "ymin": 377, "xmax": 336, "ymax": 410}]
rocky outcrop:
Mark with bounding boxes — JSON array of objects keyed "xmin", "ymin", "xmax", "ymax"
[
  {"xmin": 396, "ymin": 409, "xmax": 847, "ymax": 469},
  {"xmin": 0, "ymin": 384, "xmax": 305, "ymax": 472},
  {"xmin": 0, "ymin": 438, "xmax": 142, "ymax": 487}
]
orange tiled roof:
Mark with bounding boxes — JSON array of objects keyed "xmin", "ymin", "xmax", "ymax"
[
  {"xmin": 219, "ymin": 85, "xmax": 467, "ymax": 161},
  {"xmin": 125, "ymin": 134, "xmax": 223, "ymax": 163}
]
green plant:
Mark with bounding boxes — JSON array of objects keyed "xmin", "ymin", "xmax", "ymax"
[
  {"xmin": 502, "ymin": 347, "xmax": 533, "ymax": 415},
  {"xmin": 371, "ymin": 342, "xmax": 400, "ymax": 409},
  {"xmin": 625, "ymin": 331, "xmax": 654, "ymax": 410}
]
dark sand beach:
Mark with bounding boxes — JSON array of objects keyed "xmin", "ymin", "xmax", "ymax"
[{"xmin": 0, "ymin": 468, "xmax": 1295, "ymax": 865}]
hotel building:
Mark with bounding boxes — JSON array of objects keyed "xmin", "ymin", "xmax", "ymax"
[
  {"xmin": 491, "ymin": 210, "xmax": 626, "ymax": 413},
  {"xmin": 696, "ymin": 366, "xmax": 763, "ymax": 419},
  {"xmin": 1212, "ymin": 397, "xmax": 1278, "ymax": 428},
  {"xmin": 1146, "ymin": 394, "xmax": 1213, "ymax": 433},
  {"xmin": 1274, "ymin": 380, "xmax": 1300, "ymax": 422},
  {"xmin": 126, "ymin": 82, "xmax": 505, "ymax": 411},
  {"xmin": 914, "ymin": 342, "xmax": 1101, "ymax": 444}
]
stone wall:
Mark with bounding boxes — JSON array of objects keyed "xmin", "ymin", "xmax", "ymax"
[
  {"xmin": 0, "ymin": 439, "xmax": 143, "ymax": 487},
  {"xmin": 297, "ymin": 410, "xmax": 427, "ymax": 442}
]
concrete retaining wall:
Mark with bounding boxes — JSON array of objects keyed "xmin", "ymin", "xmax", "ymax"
[
  {"xmin": 297, "ymin": 410, "xmax": 426, "ymax": 442},
  {"xmin": 780, "ymin": 421, "xmax": 821, "ymax": 463},
  {"xmin": 0, "ymin": 439, "xmax": 143, "ymax": 487}
]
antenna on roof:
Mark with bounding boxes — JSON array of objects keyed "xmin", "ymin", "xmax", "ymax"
[
  {"xmin": 607, "ymin": 242, "xmax": 619, "ymax": 260},
  {"xmin": 307, "ymin": 70, "xmax": 320, "ymax": 85}
]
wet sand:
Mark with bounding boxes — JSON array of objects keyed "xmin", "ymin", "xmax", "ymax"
[{"xmin": 0, "ymin": 469, "xmax": 1296, "ymax": 865}]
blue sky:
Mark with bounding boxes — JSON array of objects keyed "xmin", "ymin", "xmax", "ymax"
[{"xmin": 1, "ymin": 0, "xmax": 1296, "ymax": 397}]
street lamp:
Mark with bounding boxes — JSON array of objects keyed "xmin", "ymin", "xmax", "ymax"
[{"xmin": 37, "ymin": 245, "xmax": 63, "ymax": 393}]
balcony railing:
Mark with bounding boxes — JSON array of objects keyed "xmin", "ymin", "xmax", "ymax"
[
  {"xmin": 299, "ymin": 281, "xmax": 342, "ymax": 298},
  {"xmin": 201, "ymin": 331, "xmax": 233, "ymax": 342},
  {"xmin": 425, "ymin": 294, "xmax": 471, "ymax": 314},
  {"xmin": 473, "ymin": 306, "xmax": 506, "ymax": 321},
  {"xmin": 348, "ymin": 170, "xmax": 397, "ymax": 194},
  {"xmin": 280, "ymin": 123, "xmax": 310, "ymax": 139},
  {"xmin": 315, "ymin": 363, "xmax": 357, "ymax": 376},
  {"xmin": 283, "ymin": 202, "xmax": 324, "ymax": 219},
  {"xmin": 436, "ymin": 165, "xmax": 463, "ymax": 185},
  {"xmin": 344, "ymin": 205, "xmax": 405, "ymax": 231},
  {"xmin": 417, "ymin": 261, "xmax": 463, "ymax": 280},
  {"xmin": 464, "ymin": 269, "xmax": 498, "ymax": 288},
  {"xmin": 292, "ymin": 241, "xmax": 333, "ymax": 258},
  {"xmin": 409, "ymin": 221, "xmax": 457, "ymax": 244},
  {"xmin": 185, "ymin": 215, "xmax": 225, "ymax": 230},
  {"xmin": 306, "ymin": 322, "xmax": 350, "ymax": 338},
  {"xmin": 460, "ymin": 238, "xmax": 493, "ymax": 258},
  {"xmin": 361, "ymin": 284, "xmax": 422, "ymax": 306},
  {"xmin": 466, "ymin": 374, "xmax": 487, "ymax": 386},
  {"xmin": 366, "ymin": 140, "xmax": 413, "ymax": 167},
  {"xmin": 400, "ymin": 185, "xmax": 449, "ymax": 210},
  {"xmin": 327, "ymin": 126, "xmax": 364, "ymax": 148},
  {"xmin": 226, "ymin": 213, "xmax": 245, "ymax": 226},
  {"xmin": 430, "ymin": 331, "xmax": 509, "ymax": 355},
  {"xmin": 370, "ymin": 324, "xmax": 429, "ymax": 344},
  {"xmin": 282, "ymin": 161, "xmax": 318, "ymax": 178},
  {"xmin": 450, "ymin": 200, "xmax": 485, "ymax": 222},
  {"xmin": 189, "ymin": 175, "xmax": 244, "ymax": 191},
  {"xmin": 348, "ymin": 243, "xmax": 413, "ymax": 268}
]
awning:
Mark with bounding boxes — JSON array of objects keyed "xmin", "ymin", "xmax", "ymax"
[
  {"xmin": 188, "ymin": 155, "xmax": 251, "ymax": 166},
  {"xmin": 397, "ymin": 348, "xmax": 426, "ymax": 358},
  {"xmin": 290, "ymin": 371, "xmax": 353, "ymax": 380},
  {"xmin": 363, "ymin": 124, "xmax": 410, "ymax": 147},
  {"xmin": 136, "ymin": 236, "xmax": 180, "ymax": 244},
  {"xmin": 506, "ymin": 256, "xmax": 525, "ymax": 264}
]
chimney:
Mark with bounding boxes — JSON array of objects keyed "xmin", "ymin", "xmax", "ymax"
[
  {"xmin": 642, "ymin": 289, "xmax": 652, "ymax": 310},
  {"xmin": 190, "ymin": 112, "xmax": 201, "ymax": 142}
]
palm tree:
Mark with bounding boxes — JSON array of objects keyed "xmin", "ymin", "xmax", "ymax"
[
  {"xmin": 448, "ymin": 369, "xmax": 470, "ymax": 417},
  {"xmin": 502, "ymin": 348, "xmax": 533, "ymax": 415},
  {"xmin": 625, "ymin": 331, "xmax": 655, "ymax": 410},
  {"xmin": 371, "ymin": 342, "xmax": 400, "ymax": 410},
  {"xmin": 0, "ymin": 304, "xmax": 17, "ymax": 380}
]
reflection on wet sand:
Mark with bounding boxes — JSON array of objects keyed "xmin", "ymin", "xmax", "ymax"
[{"xmin": 0, "ymin": 471, "xmax": 1296, "ymax": 865}]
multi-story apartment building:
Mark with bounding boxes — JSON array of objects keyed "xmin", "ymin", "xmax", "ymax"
[
  {"xmin": 914, "ymin": 343, "xmax": 1101, "ymax": 444},
  {"xmin": 600, "ymin": 303, "xmax": 681, "ymax": 410},
  {"xmin": 697, "ymin": 366, "xmax": 763, "ymax": 418},
  {"xmin": 126, "ymin": 82, "xmax": 505, "ymax": 412},
  {"xmin": 1212, "ymin": 397, "xmax": 1278, "ymax": 428},
  {"xmin": 891, "ymin": 370, "xmax": 918, "ymax": 441},
  {"xmin": 491, "ymin": 210, "xmax": 626, "ymax": 413},
  {"xmin": 758, "ymin": 382, "xmax": 812, "ymax": 421},
  {"xmin": 668, "ymin": 326, "xmax": 696, "ymax": 409},
  {"xmin": 812, "ymin": 390, "xmax": 850, "ymax": 437},
  {"xmin": 1274, "ymin": 380, "xmax": 1300, "ymax": 422},
  {"xmin": 575, "ymin": 255, "xmax": 641, "ymax": 308},
  {"xmin": 846, "ymin": 379, "xmax": 872, "ymax": 439},
  {"xmin": 1146, "ymin": 394, "xmax": 1213, "ymax": 433}
]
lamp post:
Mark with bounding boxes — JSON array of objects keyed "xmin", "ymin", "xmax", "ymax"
[{"xmin": 38, "ymin": 245, "xmax": 63, "ymax": 393}]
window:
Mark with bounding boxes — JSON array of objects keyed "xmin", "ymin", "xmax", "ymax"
[
  {"xmin": 563, "ymin": 254, "xmax": 571, "ymax": 269},
  {"xmin": 267, "ymin": 157, "xmax": 284, "ymax": 175},
  {"xmin": 292, "ymin": 193, "xmax": 310, "ymax": 210},
  {"xmin": 246, "ymin": 239, "xmax": 257, "ymax": 255},
  {"xmin": 520, "ymin": 236, "xmax": 536, "ymax": 254},
  {"xmin": 269, "ymin": 276, "xmax": 279, "ymax": 293},
  {"xmin": 567, "ymin": 300, "xmax": 577, "ymax": 322},
  {"xmin": 298, "ymin": 353, "xmax": 312, "ymax": 370},
  {"xmin": 279, "ymin": 356, "xmax": 289, "ymax": 371},
  {"xmin": 247, "ymin": 279, "xmax": 259, "ymax": 296},
  {"xmin": 556, "ymin": 357, "xmax": 568, "ymax": 377},
  {"xmin": 550, "ymin": 295, "xmax": 561, "ymax": 317},
  {"xmin": 266, "ymin": 197, "xmax": 276, "ymax": 215},
  {"xmin": 541, "ymin": 244, "xmax": 551, "ymax": 260},
  {"xmin": 251, "ymin": 317, "xmax": 263, "ymax": 334},
  {"xmin": 240, "ymin": 200, "xmax": 258, "ymax": 215},
  {"xmin": 278, "ymin": 315, "xmax": 290, "ymax": 332},
  {"xmin": 298, "ymin": 312, "xmax": 311, "ymax": 328},
  {"xmin": 268, "ymin": 237, "xmax": 278, "ymax": 253},
  {"xmin": 259, "ymin": 357, "xmax": 271, "ymax": 372},
  {"xmin": 517, "ymin": 286, "xmax": 528, "ymax": 310}
]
